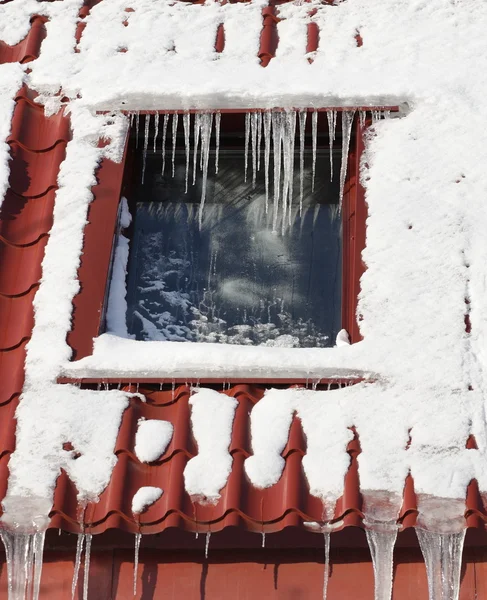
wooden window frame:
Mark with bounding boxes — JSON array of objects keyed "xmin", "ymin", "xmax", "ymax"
[{"xmin": 65, "ymin": 109, "xmax": 370, "ymax": 374}]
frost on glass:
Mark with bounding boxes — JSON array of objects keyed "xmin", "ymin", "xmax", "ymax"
[{"xmin": 125, "ymin": 112, "xmax": 343, "ymax": 348}]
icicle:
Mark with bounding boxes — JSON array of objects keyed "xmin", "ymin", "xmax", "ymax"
[
  {"xmin": 323, "ymin": 532, "xmax": 330, "ymax": 600},
  {"xmin": 130, "ymin": 112, "xmax": 135, "ymax": 127},
  {"xmin": 327, "ymin": 110, "xmax": 337, "ymax": 182},
  {"xmin": 205, "ymin": 531, "xmax": 211, "ymax": 559},
  {"xmin": 417, "ymin": 529, "xmax": 466, "ymax": 600},
  {"xmin": 153, "ymin": 113, "xmax": 159, "ymax": 152},
  {"xmin": 183, "ymin": 112, "xmax": 190, "ymax": 193},
  {"xmin": 141, "ymin": 114, "xmax": 151, "ymax": 185},
  {"xmin": 133, "ymin": 533, "xmax": 142, "ymax": 597},
  {"xmin": 135, "ymin": 112, "xmax": 140, "ymax": 148},
  {"xmin": 171, "ymin": 113, "xmax": 178, "ymax": 178},
  {"xmin": 298, "ymin": 110, "xmax": 306, "ymax": 215},
  {"xmin": 257, "ymin": 112, "xmax": 262, "ymax": 172},
  {"xmin": 359, "ymin": 110, "xmax": 367, "ymax": 129},
  {"xmin": 193, "ymin": 113, "xmax": 201, "ymax": 185},
  {"xmin": 263, "ymin": 111, "xmax": 271, "ymax": 213},
  {"xmin": 271, "ymin": 111, "xmax": 283, "ymax": 232},
  {"xmin": 311, "ymin": 109, "xmax": 318, "ymax": 192},
  {"xmin": 72, "ymin": 533, "xmax": 85, "ymax": 599},
  {"xmin": 366, "ymin": 528, "xmax": 397, "ymax": 600},
  {"xmin": 198, "ymin": 113, "xmax": 214, "ymax": 229},
  {"xmin": 281, "ymin": 110, "xmax": 296, "ymax": 233},
  {"xmin": 339, "ymin": 110, "xmax": 355, "ymax": 212},
  {"xmin": 261, "ymin": 532, "xmax": 266, "ymax": 548},
  {"xmin": 161, "ymin": 114, "xmax": 169, "ymax": 175},
  {"xmin": 215, "ymin": 111, "xmax": 221, "ymax": 175},
  {"xmin": 0, "ymin": 530, "xmax": 46, "ymax": 600},
  {"xmin": 251, "ymin": 112, "xmax": 258, "ymax": 188},
  {"xmin": 383, "ymin": 109, "xmax": 391, "ymax": 119},
  {"xmin": 171, "ymin": 379, "xmax": 176, "ymax": 398},
  {"xmin": 244, "ymin": 112, "xmax": 250, "ymax": 183},
  {"xmin": 82, "ymin": 534, "xmax": 92, "ymax": 600},
  {"xmin": 372, "ymin": 109, "xmax": 381, "ymax": 124}
]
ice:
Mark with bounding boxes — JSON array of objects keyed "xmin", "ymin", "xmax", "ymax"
[
  {"xmin": 366, "ymin": 527, "xmax": 398, "ymax": 600},
  {"xmin": 323, "ymin": 532, "xmax": 330, "ymax": 600},
  {"xmin": 359, "ymin": 110, "xmax": 367, "ymax": 129},
  {"xmin": 171, "ymin": 112, "xmax": 178, "ymax": 178},
  {"xmin": 281, "ymin": 110, "xmax": 296, "ymax": 231},
  {"xmin": 417, "ymin": 529, "xmax": 466, "ymax": 600},
  {"xmin": 198, "ymin": 112, "xmax": 214, "ymax": 229},
  {"xmin": 161, "ymin": 113, "xmax": 169, "ymax": 175},
  {"xmin": 311, "ymin": 109, "xmax": 317, "ymax": 191},
  {"xmin": 327, "ymin": 110, "xmax": 337, "ymax": 182},
  {"xmin": 183, "ymin": 112, "xmax": 190, "ymax": 193},
  {"xmin": 263, "ymin": 111, "xmax": 271, "ymax": 212},
  {"xmin": 71, "ymin": 533, "xmax": 85, "ymax": 599},
  {"xmin": 141, "ymin": 113, "xmax": 150, "ymax": 184},
  {"xmin": 339, "ymin": 110, "xmax": 355, "ymax": 212},
  {"xmin": 193, "ymin": 112, "xmax": 201, "ymax": 185},
  {"xmin": 372, "ymin": 109, "xmax": 381, "ymax": 124},
  {"xmin": 214, "ymin": 111, "xmax": 221, "ymax": 174},
  {"xmin": 82, "ymin": 533, "xmax": 92, "ymax": 600},
  {"xmin": 0, "ymin": 530, "xmax": 46, "ymax": 600},
  {"xmin": 271, "ymin": 111, "xmax": 283, "ymax": 232},
  {"xmin": 251, "ymin": 112, "xmax": 258, "ymax": 187},
  {"xmin": 133, "ymin": 533, "xmax": 142, "ymax": 597},
  {"xmin": 244, "ymin": 112, "xmax": 250, "ymax": 182},
  {"xmin": 261, "ymin": 531, "xmax": 266, "ymax": 548},
  {"xmin": 205, "ymin": 531, "xmax": 211, "ymax": 559},
  {"xmin": 257, "ymin": 111, "xmax": 262, "ymax": 172},
  {"xmin": 152, "ymin": 112, "xmax": 159, "ymax": 152},
  {"xmin": 135, "ymin": 111, "xmax": 140, "ymax": 148},
  {"xmin": 298, "ymin": 109, "xmax": 306, "ymax": 214}
]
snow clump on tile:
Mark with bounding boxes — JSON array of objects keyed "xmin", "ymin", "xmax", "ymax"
[
  {"xmin": 132, "ymin": 486, "xmax": 163, "ymax": 515},
  {"xmin": 134, "ymin": 419, "xmax": 173, "ymax": 463}
]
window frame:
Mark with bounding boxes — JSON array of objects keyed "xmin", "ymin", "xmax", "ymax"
[{"xmin": 65, "ymin": 108, "xmax": 372, "ymax": 378}]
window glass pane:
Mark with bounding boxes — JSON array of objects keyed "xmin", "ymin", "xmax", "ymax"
[{"xmin": 125, "ymin": 117, "xmax": 342, "ymax": 348}]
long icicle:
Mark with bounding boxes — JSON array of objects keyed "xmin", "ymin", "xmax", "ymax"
[
  {"xmin": 153, "ymin": 112, "xmax": 159, "ymax": 152},
  {"xmin": 251, "ymin": 112, "xmax": 258, "ymax": 188},
  {"xmin": 171, "ymin": 113, "xmax": 178, "ymax": 178},
  {"xmin": 72, "ymin": 533, "xmax": 85, "ymax": 599},
  {"xmin": 135, "ymin": 112, "xmax": 140, "ymax": 149},
  {"xmin": 244, "ymin": 112, "xmax": 250, "ymax": 183},
  {"xmin": 359, "ymin": 110, "xmax": 367, "ymax": 130},
  {"xmin": 323, "ymin": 532, "xmax": 331, "ymax": 600},
  {"xmin": 32, "ymin": 532, "xmax": 46, "ymax": 600},
  {"xmin": 133, "ymin": 533, "xmax": 142, "ymax": 597},
  {"xmin": 272, "ymin": 111, "xmax": 283, "ymax": 232},
  {"xmin": 298, "ymin": 110, "xmax": 307, "ymax": 216},
  {"xmin": 327, "ymin": 110, "xmax": 337, "ymax": 182},
  {"xmin": 193, "ymin": 112, "xmax": 201, "ymax": 185},
  {"xmin": 161, "ymin": 114, "xmax": 169, "ymax": 175},
  {"xmin": 339, "ymin": 110, "xmax": 355, "ymax": 212},
  {"xmin": 263, "ymin": 111, "xmax": 271, "ymax": 213},
  {"xmin": 311, "ymin": 109, "xmax": 318, "ymax": 192},
  {"xmin": 141, "ymin": 113, "xmax": 151, "ymax": 184},
  {"xmin": 183, "ymin": 112, "xmax": 191, "ymax": 193},
  {"xmin": 366, "ymin": 528, "xmax": 397, "ymax": 600},
  {"xmin": 198, "ymin": 113, "xmax": 214, "ymax": 229},
  {"xmin": 287, "ymin": 110, "xmax": 296, "ymax": 228},
  {"xmin": 215, "ymin": 111, "xmax": 221, "ymax": 174},
  {"xmin": 205, "ymin": 531, "xmax": 211, "ymax": 559},
  {"xmin": 82, "ymin": 534, "xmax": 92, "ymax": 600},
  {"xmin": 257, "ymin": 111, "xmax": 262, "ymax": 172}
]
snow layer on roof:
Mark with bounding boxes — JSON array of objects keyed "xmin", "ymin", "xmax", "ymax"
[{"xmin": 0, "ymin": 0, "xmax": 487, "ymax": 531}]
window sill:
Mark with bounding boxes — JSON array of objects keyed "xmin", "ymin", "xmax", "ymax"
[{"xmin": 60, "ymin": 332, "xmax": 373, "ymax": 382}]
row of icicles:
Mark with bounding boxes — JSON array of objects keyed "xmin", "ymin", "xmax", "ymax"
[
  {"xmin": 0, "ymin": 520, "xmax": 467, "ymax": 600},
  {"xmin": 130, "ymin": 108, "xmax": 391, "ymax": 234}
]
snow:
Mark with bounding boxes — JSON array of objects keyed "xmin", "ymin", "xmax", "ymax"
[
  {"xmin": 134, "ymin": 419, "xmax": 173, "ymax": 463},
  {"xmin": 0, "ymin": 0, "xmax": 486, "ymax": 536},
  {"xmin": 184, "ymin": 388, "xmax": 237, "ymax": 503},
  {"xmin": 131, "ymin": 486, "xmax": 163, "ymax": 514}
]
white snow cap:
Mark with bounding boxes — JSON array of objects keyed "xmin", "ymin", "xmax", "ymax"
[
  {"xmin": 184, "ymin": 389, "xmax": 238, "ymax": 503},
  {"xmin": 134, "ymin": 419, "xmax": 173, "ymax": 463},
  {"xmin": 132, "ymin": 486, "xmax": 163, "ymax": 515}
]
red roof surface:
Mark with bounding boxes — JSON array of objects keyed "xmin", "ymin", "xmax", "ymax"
[{"xmin": 0, "ymin": 5, "xmax": 486, "ymax": 546}]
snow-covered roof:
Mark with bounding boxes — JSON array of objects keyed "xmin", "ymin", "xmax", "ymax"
[{"xmin": 1, "ymin": 0, "xmax": 487, "ymax": 596}]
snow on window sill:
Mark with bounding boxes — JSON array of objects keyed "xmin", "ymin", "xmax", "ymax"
[{"xmin": 60, "ymin": 332, "xmax": 375, "ymax": 381}]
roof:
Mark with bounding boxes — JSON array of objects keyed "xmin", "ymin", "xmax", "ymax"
[{"xmin": 0, "ymin": 0, "xmax": 487, "ymax": 574}]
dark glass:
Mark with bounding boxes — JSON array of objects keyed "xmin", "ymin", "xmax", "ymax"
[{"xmin": 126, "ymin": 147, "xmax": 341, "ymax": 348}]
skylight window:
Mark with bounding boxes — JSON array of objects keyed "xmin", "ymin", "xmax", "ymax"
[{"xmin": 113, "ymin": 110, "xmax": 360, "ymax": 349}]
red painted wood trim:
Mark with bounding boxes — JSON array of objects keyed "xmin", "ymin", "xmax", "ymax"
[
  {"xmin": 341, "ymin": 117, "xmax": 366, "ymax": 343},
  {"xmin": 67, "ymin": 146, "xmax": 128, "ymax": 360}
]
